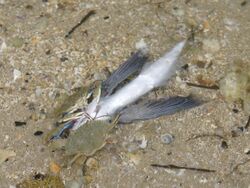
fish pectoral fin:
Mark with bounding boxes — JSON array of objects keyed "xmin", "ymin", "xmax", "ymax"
[
  {"xmin": 101, "ymin": 50, "xmax": 148, "ymax": 97},
  {"xmin": 118, "ymin": 96, "xmax": 203, "ymax": 123}
]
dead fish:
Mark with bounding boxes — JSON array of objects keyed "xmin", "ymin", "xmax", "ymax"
[
  {"xmin": 50, "ymin": 48, "xmax": 148, "ymax": 139},
  {"xmin": 72, "ymin": 40, "xmax": 187, "ymax": 129},
  {"xmin": 51, "ymin": 40, "xmax": 201, "ymax": 139}
]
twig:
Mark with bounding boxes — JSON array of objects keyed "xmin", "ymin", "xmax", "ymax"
[
  {"xmin": 151, "ymin": 164, "xmax": 216, "ymax": 173},
  {"xmin": 65, "ymin": 10, "xmax": 96, "ymax": 38},
  {"xmin": 244, "ymin": 116, "xmax": 250, "ymax": 130},
  {"xmin": 186, "ymin": 82, "xmax": 219, "ymax": 90},
  {"xmin": 186, "ymin": 133, "xmax": 225, "ymax": 141}
]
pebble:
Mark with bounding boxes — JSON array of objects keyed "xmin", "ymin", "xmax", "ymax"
[
  {"xmin": 161, "ymin": 133, "xmax": 174, "ymax": 144},
  {"xmin": 172, "ymin": 7, "xmax": 185, "ymax": 17},
  {"xmin": 0, "ymin": 39, "xmax": 7, "ymax": 54},
  {"xmin": 49, "ymin": 161, "xmax": 61, "ymax": 174},
  {"xmin": 244, "ymin": 148, "xmax": 250, "ymax": 154},
  {"xmin": 85, "ymin": 157, "xmax": 98, "ymax": 170},
  {"xmin": 139, "ymin": 137, "xmax": 148, "ymax": 149},
  {"xmin": 13, "ymin": 69, "xmax": 21, "ymax": 81},
  {"xmin": 35, "ymin": 87, "xmax": 42, "ymax": 97},
  {"xmin": 135, "ymin": 38, "xmax": 148, "ymax": 54}
]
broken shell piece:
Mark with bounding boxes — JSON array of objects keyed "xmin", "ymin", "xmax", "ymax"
[
  {"xmin": 219, "ymin": 60, "xmax": 250, "ymax": 113},
  {"xmin": 13, "ymin": 69, "xmax": 21, "ymax": 81}
]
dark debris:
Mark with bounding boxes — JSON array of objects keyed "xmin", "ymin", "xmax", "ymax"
[{"xmin": 15, "ymin": 121, "xmax": 27, "ymax": 127}]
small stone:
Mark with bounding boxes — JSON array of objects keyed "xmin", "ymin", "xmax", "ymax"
[
  {"xmin": 50, "ymin": 161, "xmax": 61, "ymax": 174},
  {"xmin": 161, "ymin": 133, "xmax": 174, "ymax": 144},
  {"xmin": 139, "ymin": 137, "xmax": 147, "ymax": 149},
  {"xmin": 244, "ymin": 148, "xmax": 250, "ymax": 154},
  {"xmin": 172, "ymin": 7, "xmax": 185, "ymax": 17},
  {"xmin": 30, "ymin": 113, "xmax": 39, "ymax": 121},
  {"xmin": 135, "ymin": 39, "xmax": 148, "ymax": 54},
  {"xmin": 13, "ymin": 69, "xmax": 21, "ymax": 81},
  {"xmin": 85, "ymin": 158, "xmax": 98, "ymax": 170},
  {"xmin": 0, "ymin": 40, "xmax": 7, "ymax": 53},
  {"xmin": 35, "ymin": 87, "xmax": 42, "ymax": 97}
]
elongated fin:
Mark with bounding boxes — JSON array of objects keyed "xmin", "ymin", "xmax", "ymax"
[
  {"xmin": 101, "ymin": 50, "xmax": 148, "ymax": 97},
  {"xmin": 118, "ymin": 96, "xmax": 202, "ymax": 123}
]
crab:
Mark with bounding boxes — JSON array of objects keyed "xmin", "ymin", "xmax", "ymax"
[
  {"xmin": 47, "ymin": 120, "xmax": 116, "ymax": 166},
  {"xmin": 65, "ymin": 120, "xmax": 115, "ymax": 163}
]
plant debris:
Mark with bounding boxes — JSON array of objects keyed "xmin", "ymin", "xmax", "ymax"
[
  {"xmin": 220, "ymin": 140, "xmax": 228, "ymax": 149},
  {"xmin": 14, "ymin": 121, "xmax": 27, "ymax": 127},
  {"xmin": 186, "ymin": 82, "xmax": 219, "ymax": 90},
  {"xmin": 245, "ymin": 116, "xmax": 250, "ymax": 130},
  {"xmin": 34, "ymin": 131, "xmax": 43, "ymax": 136},
  {"xmin": 186, "ymin": 133, "xmax": 225, "ymax": 141},
  {"xmin": 151, "ymin": 164, "xmax": 216, "ymax": 173},
  {"xmin": 16, "ymin": 174, "xmax": 64, "ymax": 188},
  {"xmin": 65, "ymin": 10, "xmax": 96, "ymax": 38}
]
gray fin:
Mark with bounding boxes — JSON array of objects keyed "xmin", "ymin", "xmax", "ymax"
[
  {"xmin": 118, "ymin": 96, "xmax": 202, "ymax": 124},
  {"xmin": 101, "ymin": 50, "xmax": 148, "ymax": 97}
]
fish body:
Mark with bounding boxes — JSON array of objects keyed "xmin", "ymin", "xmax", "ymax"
[
  {"xmin": 72, "ymin": 40, "xmax": 186, "ymax": 130},
  {"xmin": 50, "ymin": 40, "xmax": 202, "ymax": 140},
  {"xmin": 96, "ymin": 41, "xmax": 186, "ymax": 118}
]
